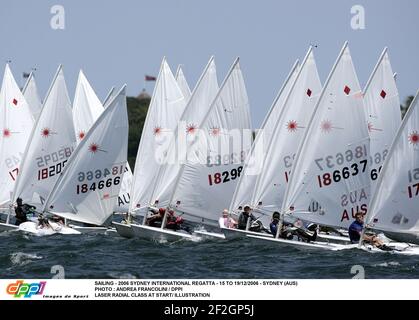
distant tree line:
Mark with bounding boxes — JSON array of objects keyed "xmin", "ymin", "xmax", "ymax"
[{"xmin": 401, "ymin": 95, "xmax": 414, "ymax": 118}]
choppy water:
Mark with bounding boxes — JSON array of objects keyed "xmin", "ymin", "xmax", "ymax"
[{"xmin": 0, "ymin": 230, "xmax": 418, "ymax": 279}]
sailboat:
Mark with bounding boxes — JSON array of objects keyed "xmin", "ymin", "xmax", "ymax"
[
  {"xmin": 19, "ymin": 86, "xmax": 129, "ymax": 236},
  {"xmin": 12, "ymin": 65, "xmax": 76, "ymax": 210},
  {"xmin": 113, "ymin": 57, "xmax": 189, "ymax": 238},
  {"xmin": 130, "ymin": 58, "xmax": 252, "ymax": 242},
  {"xmin": 175, "ymin": 65, "xmax": 192, "ymax": 101},
  {"xmin": 22, "ymin": 72, "xmax": 42, "ymax": 120},
  {"xmin": 0, "ymin": 64, "xmax": 35, "ymax": 231},
  {"xmin": 361, "ymin": 91, "xmax": 419, "ymax": 251},
  {"xmin": 115, "ymin": 57, "xmax": 218, "ymax": 239},
  {"xmin": 73, "ymin": 71, "xmax": 133, "ymax": 214},
  {"xmin": 225, "ymin": 48, "xmax": 323, "ymax": 240},
  {"xmin": 227, "ymin": 60, "xmax": 300, "ymax": 226},
  {"xmin": 248, "ymin": 42, "xmax": 370, "ymax": 250}
]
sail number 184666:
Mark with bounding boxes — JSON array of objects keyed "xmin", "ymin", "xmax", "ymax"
[{"xmin": 76, "ymin": 176, "xmax": 120, "ymax": 194}]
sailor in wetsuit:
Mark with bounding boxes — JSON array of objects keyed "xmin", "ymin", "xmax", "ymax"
[
  {"xmin": 348, "ymin": 212, "xmax": 392, "ymax": 250},
  {"xmin": 14, "ymin": 198, "xmax": 36, "ymax": 226},
  {"xmin": 14, "ymin": 198, "xmax": 27, "ymax": 226},
  {"xmin": 276, "ymin": 218, "xmax": 317, "ymax": 242}
]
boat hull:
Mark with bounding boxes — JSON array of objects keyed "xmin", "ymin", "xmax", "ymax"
[
  {"xmin": 0, "ymin": 222, "xmax": 18, "ymax": 232},
  {"xmin": 18, "ymin": 221, "xmax": 81, "ymax": 236},
  {"xmin": 221, "ymin": 227, "xmax": 273, "ymax": 240},
  {"xmin": 193, "ymin": 229, "xmax": 225, "ymax": 240},
  {"xmin": 247, "ymin": 234, "xmax": 356, "ymax": 251},
  {"xmin": 379, "ymin": 231, "xmax": 419, "ymax": 246},
  {"xmin": 131, "ymin": 224, "xmax": 196, "ymax": 242},
  {"xmin": 113, "ymin": 222, "xmax": 135, "ymax": 239},
  {"xmin": 70, "ymin": 225, "xmax": 109, "ymax": 234}
]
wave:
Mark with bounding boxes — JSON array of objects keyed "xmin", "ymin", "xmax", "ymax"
[
  {"xmin": 107, "ymin": 272, "xmax": 137, "ymax": 279},
  {"xmin": 372, "ymin": 261, "xmax": 401, "ymax": 268},
  {"xmin": 10, "ymin": 252, "xmax": 43, "ymax": 266}
]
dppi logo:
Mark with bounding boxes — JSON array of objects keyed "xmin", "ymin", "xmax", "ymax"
[{"xmin": 6, "ymin": 280, "xmax": 46, "ymax": 298}]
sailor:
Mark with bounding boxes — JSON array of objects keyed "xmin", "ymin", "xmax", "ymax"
[
  {"xmin": 218, "ymin": 209, "xmax": 237, "ymax": 228},
  {"xmin": 349, "ymin": 212, "xmax": 388, "ymax": 249},
  {"xmin": 51, "ymin": 215, "xmax": 65, "ymax": 225},
  {"xmin": 14, "ymin": 198, "xmax": 27, "ymax": 226},
  {"xmin": 293, "ymin": 220, "xmax": 318, "ymax": 242},
  {"xmin": 166, "ymin": 209, "xmax": 182, "ymax": 231},
  {"xmin": 37, "ymin": 213, "xmax": 50, "ymax": 229},
  {"xmin": 146, "ymin": 207, "xmax": 165, "ymax": 228},
  {"xmin": 269, "ymin": 211, "xmax": 281, "ymax": 235},
  {"xmin": 237, "ymin": 205, "xmax": 257, "ymax": 230},
  {"xmin": 165, "ymin": 209, "xmax": 192, "ymax": 233},
  {"xmin": 275, "ymin": 218, "xmax": 317, "ymax": 242}
]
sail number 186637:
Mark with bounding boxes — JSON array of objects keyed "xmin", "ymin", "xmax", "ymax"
[{"xmin": 317, "ymin": 160, "xmax": 368, "ymax": 188}]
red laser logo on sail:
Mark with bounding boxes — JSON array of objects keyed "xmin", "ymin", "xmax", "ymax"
[
  {"xmin": 320, "ymin": 120, "xmax": 333, "ymax": 133},
  {"xmin": 78, "ymin": 131, "xmax": 85, "ymax": 140},
  {"xmin": 3, "ymin": 128, "xmax": 11, "ymax": 138},
  {"xmin": 210, "ymin": 127, "xmax": 220, "ymax": 136},
  {"xmin": 286, "ymin": 120, "xmax": 298, "ymax": 132},
  {"xmin": 88, "ymin": 143, "xmax": 106, "ymax": 154},
  {"xmin": 41, "ymin": 128, "xmax": 52, "ymax": 138},
  {"xmin": 409, "ymin": 131, "xmax": 419, "ymax": 145},
  {"xmin": 153, "ymin": 126, "xmax": 162, "ymax": 136},
  {"xmin": 186, "ymin": 124, "xmax": 197, "ymax": 135}
]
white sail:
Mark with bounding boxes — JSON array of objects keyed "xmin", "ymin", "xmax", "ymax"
[
  {"xmin": 0, "ymin": 65, "xmax": 34, "ymax": 206},
  {"xmin": 366, "ymin": 91, "xmax": 419, "ymax": 234},
  {"xmin": 45, "ymin": 86, "xmax": 129, "ymax": 226},
  {"xmin": 250, "ymin": 49, "xmax": 321, "ymax": 223},
  {"xmin": 72, "ymin": 71, "xmax": 132, "ymax": 212},
  {"xmin": 12, "ymin": 65, "xmax": 76, "ymax": 207},
  {"xmin": 22, "ymin": 72, "xmax": 42, "ymax": 120},
  {"xmin": 129, "ymin": 58, "xmax": 187, "ymax": 213},
  {"xmin": 73, "ymin": 70, "xmax": 103, "ymax": 142},
  {"xmin": 229, "ymin": 60, "xmax": 300, "ymax": 214},
  {"xmin": 169, "ymin": 58, "xmax": 252, "ymax": 225},
  {"xmin": 363, "ymin": 48, "xmax": 401, "ymax": 194},
  {"xmin": 282, "ymin": 43, "xmax": 370, "ymax": 229},
  {"xmin": 175, "ymin": 65, "xmax": 191, "ymax": 101},
  {"xmin": 149, "ymin": 57, "xmax": 219, "ymax": 208}
]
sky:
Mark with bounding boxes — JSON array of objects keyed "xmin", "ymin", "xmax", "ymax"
[{"xmin": 1, "ymin": 0, "xmax": 418, "ymax": 127}]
